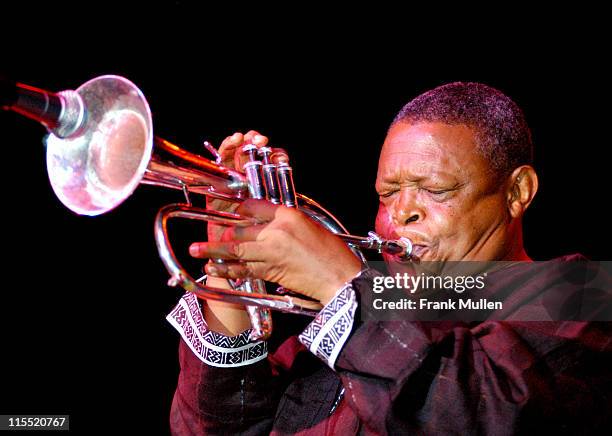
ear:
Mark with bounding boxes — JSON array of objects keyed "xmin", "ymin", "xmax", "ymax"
[{"xmin": 506, "ymin": 165, "xmax": 539, "ymax": 218}]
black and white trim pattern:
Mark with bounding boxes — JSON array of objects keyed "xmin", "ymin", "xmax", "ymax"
[
  {"xmin": 166, "ymin": 292, "xmax": 268, "ymax": 368},
  {"xmin": 298, "ymin": 283, "xmax": 358, "ymax": 369}
]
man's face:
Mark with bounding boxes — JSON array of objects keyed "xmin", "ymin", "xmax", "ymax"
[{"xmin": 375, "ymin": 122, "xmax": 511, "ymax": 262}]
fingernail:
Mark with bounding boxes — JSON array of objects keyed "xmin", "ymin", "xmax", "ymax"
[
  {"xmin": 189, "ymin": 244, "xmax": 200, "ymax": 256},
  {"xmin": 253, "ymin": 135, "xmax": 264, "ymax": 144}
]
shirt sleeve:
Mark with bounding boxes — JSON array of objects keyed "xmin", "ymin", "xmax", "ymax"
[
  {"xmin": 166, "ymin": 291, "xmax": 268, "ymax": 367},
  {"xmin": 298, "ymin": 273, "xmax": 360, "ymax": 369}
]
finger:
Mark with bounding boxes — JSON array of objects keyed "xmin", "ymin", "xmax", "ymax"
[
  {"xmin": 205, "ymin": 261, "xmax": 251, "ymax": 280},
  {"xmin": 218, "ymin": 132, "xmax": 244, "ymax": 165},
  {"xmin": 243, "ymin": 130, "xmax": 269, "ymax": 147},
  {"xmin": 189, "ymin": 241, "xmax": 263, "ymax": 261},
  {"xmin": 270, "ymin": 147, "xmax": 289, "ymax": 164},
  {"xmin": 236, "ymin": 199, "xmax": 280, "ymax": 221},
  {"xmin": 189, "ymin": 241, "xmax": 239, "ymax": 259},
  {"xmin": 206, "ymin": 261, "xmax": 267, "ymax": 281},
  {"xmin": 235, "ymin": 131, "xmax": 270, "ymax": 170},
  {"xmin": 220, "ymin": 224, "xmax": 267, "ymax": 242}
]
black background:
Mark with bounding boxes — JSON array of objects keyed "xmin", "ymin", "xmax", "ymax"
[{"xmin": 1, "ymin": 3, "xmax": 610, "ymax": 434}]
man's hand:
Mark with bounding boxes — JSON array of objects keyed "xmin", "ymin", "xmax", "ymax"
[
  {"xmin": 207, "ymin": 130, "xmax": 269, "ymax": 241},
  {"xmin": 190, "ymin": 199, "xmax": 363, "ymax": 306},
  {"xmin": 201, "ymin": 130, "xmax": 270, "ymax": 335}
]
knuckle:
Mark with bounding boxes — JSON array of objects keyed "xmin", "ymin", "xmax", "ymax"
[
  {"xmin": 243, "ymin": 131, "xmax": 256, "ymax": 142},
  {"xmin": 278, "ymin": 207, "xmax": 302, "ymax": 226},
  {"xmin": 254, "ymin": 136, "xmax": 268, "ymax": 146},
  {"xmin": 233, "ymin": 242, "xmax": 245, "ymax": 259}
]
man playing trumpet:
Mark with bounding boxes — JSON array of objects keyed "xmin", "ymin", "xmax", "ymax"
[{"xmin": 166, "ymin": 82, "xmax": 611, "ymax": 435}]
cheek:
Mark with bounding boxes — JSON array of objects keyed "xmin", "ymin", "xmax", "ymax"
[
  {"xmin": 427, "ymin": 195, "xmax": 500, "ymax": 249},
  {"xmin": 375, "ymin": 197, "xmax": 473, "ymax": 246},
  {"xmin": 374, "ymin": 204, "xmax": 393, "ymax": 237},
  {"xmin": 427, "ymin": 203, "xmax": 459, "ymax": 235},
  {"xmin": 375, "ymin": 200, "xmax": 457, "ymax": 239}
]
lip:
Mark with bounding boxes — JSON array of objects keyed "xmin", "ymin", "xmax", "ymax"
[
  {"xmin": 401, "ymin": 235, "xmax": 431, "ymax": 254},
  {"xmin": 405, "ymin": 244, "xmax": 429, "ymax": 262},
  {"xmin": 411, "ymin": 244, "xmax": 428, "ymax": 258},
  {"xmin": 396, "ymin": 231, "xmax": 431, "ymax": 246},
  {"xmin": 391, "ymin": 243, "xmax": 428, "ymax": 263},
  {"xmin": 382, "ymin": 231, "xmax": 432, "ymax": 260}
]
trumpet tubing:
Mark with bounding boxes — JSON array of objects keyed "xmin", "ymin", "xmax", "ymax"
[{"xmin": 2, "ymin": 74, "xmax": 414, "ymax": 341}]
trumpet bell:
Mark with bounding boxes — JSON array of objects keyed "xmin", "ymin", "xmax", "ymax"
[{"xmin": 45, "ymin": 75, "xmax": 153, "ymax": 216}]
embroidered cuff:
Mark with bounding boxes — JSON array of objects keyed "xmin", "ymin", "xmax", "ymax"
[
  {"xmin": 298, "ymin": 279, "xmax": 359, "ymax": 369},
  {"xmin": 166, "ymin": 292, "xmax": 268, "ymax": 368}
]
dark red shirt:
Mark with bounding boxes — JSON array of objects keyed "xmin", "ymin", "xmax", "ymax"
[{"xmin": 170, "ymin": 255, "xmax": 612, "ymax": 435}]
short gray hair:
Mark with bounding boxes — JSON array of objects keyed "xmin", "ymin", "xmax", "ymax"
[{"xmin": 393, "ymin": 82, "xmax": 533, "ymax": 179}]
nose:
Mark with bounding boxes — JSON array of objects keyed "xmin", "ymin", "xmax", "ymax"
[{"xmin": 391, "ymin": 189, "xmax": 424, "ymax": 226}]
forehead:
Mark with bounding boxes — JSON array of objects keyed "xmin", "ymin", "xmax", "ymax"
[{"xmin": 378, "ymin": 122, "xmax": 487, "ymax": 180}]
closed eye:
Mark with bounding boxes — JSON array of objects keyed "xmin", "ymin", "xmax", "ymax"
[
  {"xmin": 379, "ymin": 190, "xmax": 398, "ymax": 198},
  {"xmin": 421, "ymin": 187, "xmax": 457, "ymax": 201},
  {"xmin": 423, "ymin": 189, "xmax": 450, "ymax": 195}
]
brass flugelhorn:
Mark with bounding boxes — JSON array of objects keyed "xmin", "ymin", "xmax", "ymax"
[{"xmin": 1, "ymin": 75, "xmax": 413, "ymax": 340}]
